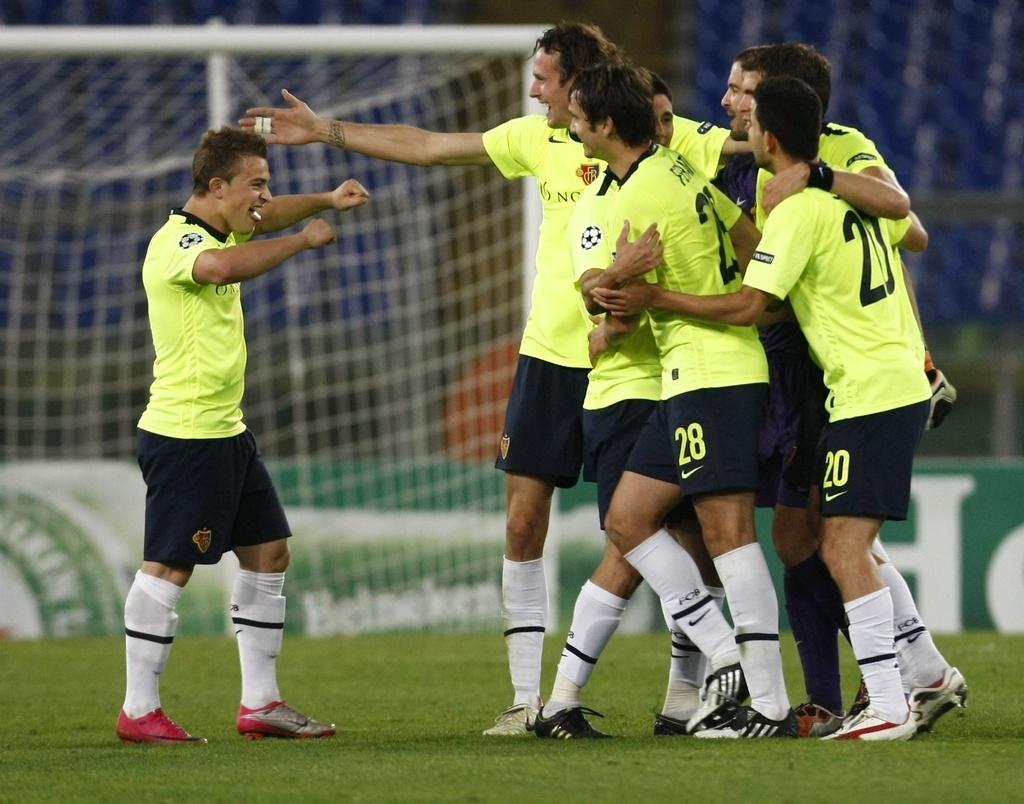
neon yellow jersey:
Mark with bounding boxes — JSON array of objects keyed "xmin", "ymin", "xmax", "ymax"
[
  {"xmin": 483, "ymin": 115, "xmax": 602, "ymax": 368},
  {"xmin": 755, "ymin": 122, "xmax": 889, "ymax": 229},
  {"xmin": 606, "ymin": 146, "xmax": 767, "ymax": 398},
  {"xmin": 569, "ymin": 175, "xmax": 661, "ymax": 410},
  {"xmin": 743, "ymin": 189, "xmax": 929, "ymax": 421},
  {"xmin": 138, "ymin": 210, "xmax": 252, "ymax": 439},
  {"xmin": 819, "ymin": 122, "xmax": 887, "ymax": 173},
  {"xmin": 668, "ymin": 117, "xmax": 731, "ymax": 179}
]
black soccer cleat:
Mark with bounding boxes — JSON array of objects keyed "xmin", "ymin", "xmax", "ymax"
[
  {"xmin": 653, "ymin": 713, "xmax": 690, "ymax": 736},
  {"xmin": 848, "ymin": 679, "xmax": 870, "ymax": 719},
  {"xmin": 693, "ymin": 706, "xmax": 799, "ymax": 739},
  {"xmin": 534, "ymin": 706, "xmax": 610, "ymax": 740},
  {"xmin": 686, "ymin": 662, "xmax": 749, "ymax": 734}
]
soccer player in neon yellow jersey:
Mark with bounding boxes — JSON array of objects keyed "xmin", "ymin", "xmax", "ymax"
[
  {"xmin": 737, "ymin": 43, "xmax": 966, "ymax": 735},
  {"xmin": 535, "ymin": 70, "xmax": 751, "ymax": 738},
  {"xmin": 601, "ymin": 76, "xmax": 931, "ymax": 740},
  {"xmin": 242, "ymin": 23, "xmax": 747, "ymax": 736},
  {"xmin": 722, "ymin": 43, "xmax": 919, "ymax": 738},
  {"xmin": 566, "ymin": 59, "xmax": 797, "ymax": 739},
  {"xmin": 117, "ymin": 127, "xmax": 369, "ymax": 744}
]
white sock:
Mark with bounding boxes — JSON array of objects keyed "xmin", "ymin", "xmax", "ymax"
[
  {"xmin": 714, "ymin": 543, "xmax": 790, "ymax": 721},
  {"xmin": 502, "ymin": 557, "xmax": 546, "ymax": 708},
  {"xmin": 123, "ymin": 570, "xmax": 182, "ymax": 718},
  {"xmin": 623, "ymin": 529, "xmax": 738, "ymax": 669},
  {"xmin": 546, "ymin": 581, "xmax": 627, "ymax": 715},
  {"xmin": 659, "ymin": 586, "xmax": 725, "ymax": 719},
  {"xmin": 845, "ymin": 587, "xmax": 907, "ymax": 723},
  {"xmin": 232, "ymin": 569, "xmax": 285, "ymax": 709},
  {"xmin": 879, "ymin": 562, "xmax": 949, "ymax": 690}
]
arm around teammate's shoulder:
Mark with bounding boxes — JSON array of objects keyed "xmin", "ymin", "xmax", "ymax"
[
  {"xmin": 192, "ymin": 219, "xmax": 336, "ymax": 286},
  {"xmin": 896, "ymin": 210, "xmax": 928, "ymax": 253}
]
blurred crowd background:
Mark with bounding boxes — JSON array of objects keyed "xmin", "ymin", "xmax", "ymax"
[{"xmin": 1, "ymin": 0, "xmax": 1020, "ymax": 461}]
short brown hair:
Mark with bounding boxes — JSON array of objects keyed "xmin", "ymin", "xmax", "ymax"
[
  {"xmin": 734, "ymin": 45, "xmax": 771, "ymax": 73},
  {"xmin": 534, "ymin": 21, "xmax": 620, "ymax": 84},
  {"xmin": 744, "ymin": 42, "xmax": 832, "ymax": 116},
  {"xmin": 572, "ymin": 59, "xmax": 655, "ymax": 148},
  {"xmin": 192, "ymin": 126, "xmax": 267, "ymax": 195}
]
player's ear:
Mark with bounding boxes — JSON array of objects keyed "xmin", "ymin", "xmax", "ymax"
[{"xmin": 208, "ymin": 177, "xmax": 225, "ymax": 197}]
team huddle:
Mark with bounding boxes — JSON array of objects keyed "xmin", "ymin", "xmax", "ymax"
[{"xmin": 118, "ymin": 21, "xmax": 965, "ymax": 744}]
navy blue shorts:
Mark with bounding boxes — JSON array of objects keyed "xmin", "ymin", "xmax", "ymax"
[
  {"xmin": 757, "ymin": 349, "xmax": 826, "ymax": 509},
  {"xmin": 495, "ymin": 355, "xmax": 589, "ymax": 488},
  {"xmin": 137, "ymin": 429, "xmax": 291, "ymax": 565},
  {"xmin": 815, "ymin": 400, "xmax": 929, "ymax": 521},
  {"xmin": 583, "ymin": 399, "xmax": 696, "ymax": 528},
  {"xmin": 625, "ymin": 384, "xmax": 766, "ymax": 498}
]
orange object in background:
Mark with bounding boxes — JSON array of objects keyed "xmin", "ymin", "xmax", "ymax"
[{"xmin": 443, "ymin": 337, "xmax": 520, "ymax": 460}]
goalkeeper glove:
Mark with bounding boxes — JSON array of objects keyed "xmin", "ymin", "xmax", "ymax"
[{"xmin": 925, "ymin": 367, "xmax": 957, "ymax": 430}]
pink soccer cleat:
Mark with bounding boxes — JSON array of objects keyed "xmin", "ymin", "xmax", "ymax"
[
  {"xmin": 117, "ymin": 708, "xmax": 206, "ymax": 744},
  {"xmin": 237, "ymin": 700, "xmax": 336, "ymax": 740}
]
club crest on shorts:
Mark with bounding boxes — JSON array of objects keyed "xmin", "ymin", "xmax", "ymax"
[
  {"xmin": 576, "ymin": 164, "xmax": 599, "ymax": 185},
  {"xmin": 192, "ymin": 528, "xmax": 212, "ymax": 554},
  {"xmin": 499, "ymin": 433, "xmax": 510, "ymax": 461}
]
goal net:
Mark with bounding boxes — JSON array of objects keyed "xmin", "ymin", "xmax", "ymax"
[{"xmin": 0, "ymin": 25, "xmax": 593, "ymax": 638}]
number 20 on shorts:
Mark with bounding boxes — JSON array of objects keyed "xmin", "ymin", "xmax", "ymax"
[
  {"xmin": 823, "ymin": 448, "xmax": 850, "ymax": 489},
  {"xmin": 675, "ymin": 422, "xmax": 706, "ymax": 466}
]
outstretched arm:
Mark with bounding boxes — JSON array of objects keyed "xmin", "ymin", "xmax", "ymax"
[
  {"xmin": 243, "ymin": 89, "xmax": 492, "ymax": 167},
  {"xmin": 255, "ymin": 178, "xmax": 369, "ymax": 234}
]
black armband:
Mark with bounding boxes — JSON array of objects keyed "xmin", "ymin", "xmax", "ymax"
[{"xmin": 806, "ymin": 162, "xmax": 834, "ymax": 191}]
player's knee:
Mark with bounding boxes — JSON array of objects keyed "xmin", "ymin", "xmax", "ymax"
[
  {"xmin": 772, "ymin": 531, "xmax": 817, "ymax": 567},
  {"xmin": 702, "ymin": 527, "xmax": 755, "ymax": 557},
  {"xmin": 505, "ymin": 510, "xmax": 546, "ymax": 559},
  {"xmin": 817, "ymin": 536, "xmax": 846, "ymax": 578}
]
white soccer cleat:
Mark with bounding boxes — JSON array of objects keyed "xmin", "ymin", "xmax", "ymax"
[
  {"xmin": 482, "ymin": 703, "xmax": 539, "ymax": 736},
  {"xmin": 236, "ymin": 700, "xmax": 335, "ymax": 739},
  {"xmin": 909, "ymin": 666, "xmax": 968, "ymax": 733},
  {"xmin": 822, "ymin": 706, "xmax": 916, "ymax": 741}
]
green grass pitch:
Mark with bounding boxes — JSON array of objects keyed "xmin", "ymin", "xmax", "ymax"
[{"xmin": 3, "ymin": 632, "xmax": 1022, "ymax": 802}]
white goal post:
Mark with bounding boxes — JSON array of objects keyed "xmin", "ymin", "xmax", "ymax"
[{"xmin": 0, "ymin": 24, "xmax": 591, "ymax": 638}]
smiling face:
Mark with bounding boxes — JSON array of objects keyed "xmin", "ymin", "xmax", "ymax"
[
  {"xmin": 567, "ymin": 91, "xmax": 607, "ymax": 160},
  {"xmin": 720, "ymin": 61, "xmax": 747, "ymax": 139},
  {"xmin": 530, "ymin": 49, "xmax": 573, "ymax": 129},
  {"xmin": 736, "ymin": 69, "xmax": 763, "ymax": 139},
  {"xmin": 213, "ymin": 154, "xmax": 271, "ymax": 234},
  {"xmin": 653, "ymin": 92, "xmax": 674, "ymax": 147}
]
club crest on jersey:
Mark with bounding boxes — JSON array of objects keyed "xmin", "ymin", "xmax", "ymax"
[
  {"xmin": 580, "ymin": 225, "xmax": 603, "ymax": 250},
  {"xmin": 576, "ymin": 164, "xmax": 599, "ymax": 185},
  {"xmin": 752, "ymin": 250, "xmax": 775, "ymax": 264},
  {"xmin": 178, "ymin": 232, "xmax": 205, "ymax": 250},
  {"xmin": 499, "ymin": 434, "xmax": 510, "ymax": 461},
  {"xmin": 192, "ymin": 528, "xmax": 212, "ymax": 554}
]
